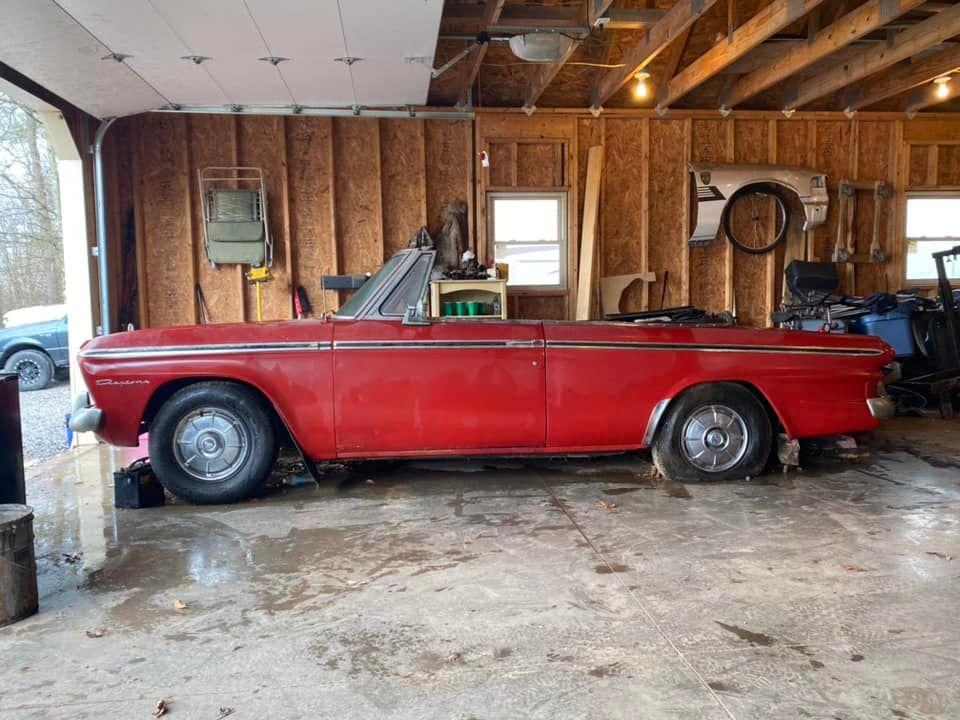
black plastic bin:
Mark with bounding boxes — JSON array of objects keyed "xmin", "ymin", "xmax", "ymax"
[{"xmin": 0, "ymin": 374, "xmax": 25, "ymax": 505}]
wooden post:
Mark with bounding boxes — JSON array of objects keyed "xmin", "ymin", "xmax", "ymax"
[
  {"xmin": 576, "ymin": 145, "xmax": 604, "ymax": 321},
  {"xmin": 0, "ymin": 505, "xmax": 38, "ymax": 627}
]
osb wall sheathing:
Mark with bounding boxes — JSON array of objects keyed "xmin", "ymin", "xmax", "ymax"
[
  {"xmin": 104, "ymin": 111, "xmax": 960, "ymax": 330},
  {"xmin": 103, "ymin": 114, "xmax": 473, "ymax": 327}
]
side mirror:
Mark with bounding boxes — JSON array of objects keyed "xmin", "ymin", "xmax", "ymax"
[{"xmin": 402, "ymin": 302, "xmax": 431, "ymax": 326}]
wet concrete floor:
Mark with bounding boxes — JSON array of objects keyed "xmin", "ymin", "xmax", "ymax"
[{"xmin": 1, "ymin": 417, "xmax": 959, "ymax": 719}]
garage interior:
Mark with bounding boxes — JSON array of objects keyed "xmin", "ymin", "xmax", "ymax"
[{"xmin": 1, "ymin": 0, "xmax": 960, "ymax": 718}]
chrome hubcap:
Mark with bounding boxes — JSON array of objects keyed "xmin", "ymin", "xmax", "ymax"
[
  {"xmin": 173, "ymin": 407, "xmax": 250, "ymax": 481},
  {"xmin": 680, "ymin": 404, "xmax": 749, "ymax": 473}
]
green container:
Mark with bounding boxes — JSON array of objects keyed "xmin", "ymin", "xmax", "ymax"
[
  {"xmin": 455, "ymin": 301, "xmax": 468, "ymax": 316},
  {"xmin": 467, "ymin": 301, "xmax": 482, "ymax": 316},
  {"xmin": 442, "ymin": 301, "xmax": 455, "ymax": 316}
]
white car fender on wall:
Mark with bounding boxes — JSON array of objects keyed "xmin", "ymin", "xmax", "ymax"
[{"xmin": 688, "ymin": 163, "xmax": 829, "ymax": 248}]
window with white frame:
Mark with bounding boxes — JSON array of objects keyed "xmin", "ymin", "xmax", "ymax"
[
  {"xmin": 489, "ymin": 192, "xmax": 567, "ymax": 290},
  {"xmin": 905, "ymin": 194, "xmax": 960, "ymax": 282}
]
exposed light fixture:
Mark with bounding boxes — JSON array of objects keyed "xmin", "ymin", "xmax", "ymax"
[
  {"xmin": 634, "ymin": 70, "xmax": 650, "ymax": 99},
  {"xmin": 181, "ymin": 55, "xmax": 211, "ymax": 65},
  {"xmin": 934, "ymin": 75, "xmax": 951, "ymax": 99},
  {"xmin": 508, "ymin": 33, "xmax": 574, "ymax": 62}
]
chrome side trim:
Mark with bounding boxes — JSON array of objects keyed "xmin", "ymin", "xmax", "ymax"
[
  {"xmin": 80, "ymin": 341, "xmax": 330, "ymax": 359},
  {"xmin": 334, "ymin": 339, "xmax": 545, "ymax": 350},
  {"xmin": 546, "ymin": 340, "xmax": 883, "ymax": 357},
  {"xmin": 643, "ymin": 398, "xmax": 672, "ymax": 446}
]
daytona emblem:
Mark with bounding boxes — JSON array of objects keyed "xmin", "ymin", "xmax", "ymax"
[{"xmin": 95, "ymin": 379, "xmax": 151, "ymax": 386}]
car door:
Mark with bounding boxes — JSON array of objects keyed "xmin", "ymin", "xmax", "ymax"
[
  {"xmin": 333, "ymin": 317, "xmax": 545, "ymax": 456},
  {"xmin": 52, "ymin": 315, "xmax": 69, "ymax": 366}
]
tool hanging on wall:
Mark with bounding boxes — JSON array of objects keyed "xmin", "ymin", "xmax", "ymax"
[
  {"xmin": 196, "ymin": 284, "xmax": 210, "ymax": 324},
  {"xmin": 294, "ymin": 286, "xmax": 312, "ymax": 319},
  {"xmin": 246, "ymin": 265, "xmax": 272, "ymax": 322},
  {"xmin": 832, "ymin": 180, "xmax": 892, "ymax": 265}
]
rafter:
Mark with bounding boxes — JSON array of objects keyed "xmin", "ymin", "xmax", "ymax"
[
  {"xmin": 906, "ymin": 73, "xmax": 959, "ymax": 114},
  {"xmin": 456, "ymin": 0, "xmax": 507, "ymax": 106},
  {"xmin": 723, "ymin": 0, "xmax": 925, "ymax": 110},
  {"xmin": 524, "ymin": 1, "xmax": 616, "ymax": 110},
  {"xmin": 786, "ymin": 1, "xmax": 960, "ymax": 110},
  {"xmin": 591, "ymin": 0, "xmax": 721, "ymax": 109},
  {"xmin": 845, "ymin": 43, "xmax": 960, "ymax": 111},
  {"xmin": 658, "ymin": 0, "xmax": 827, "ymax": 111}
]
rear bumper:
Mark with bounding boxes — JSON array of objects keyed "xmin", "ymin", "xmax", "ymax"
[
  {"xmin": 69, "ymin": 392, "xmax": 102, "ymax": 433},
  {"xmin": 866, "ymin": 395, "xmax": 895, "ymax": 421}
]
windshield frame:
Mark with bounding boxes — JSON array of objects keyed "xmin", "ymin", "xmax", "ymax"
[{"xmin": 334, "ymin": 249, "xmax": 436, "ymax": 320}]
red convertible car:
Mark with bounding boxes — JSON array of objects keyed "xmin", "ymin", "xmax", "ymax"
[{"xmin": 71, "ymin": 248, "xmax": 894, "ymax": 504}]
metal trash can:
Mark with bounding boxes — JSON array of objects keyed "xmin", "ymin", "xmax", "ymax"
[
  {"xmin": 0, "ymin": 504, "xmax": 38, "ymax": 626},
  {"xmin": 0, "ymin": 374, "xmax": 26, "ymax": 505}
]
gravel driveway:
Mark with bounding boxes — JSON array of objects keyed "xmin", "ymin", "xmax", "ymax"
[{"xmin": 17, "ymin": 380, "xmax": 71, "ymax": 467}]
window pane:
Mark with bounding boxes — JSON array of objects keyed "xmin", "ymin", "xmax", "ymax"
[
  {"xmin": 336, "ymin": 253, "xmax": 405, "ymax": 317},
  {"xmin": 906, "ymin": 197, "xmax": 960, "ymax": 238},
  {"xmin": 496, "ymin": 243, "xmax": 561, "ymax": 286},
  {"xmin": 493, "ymin": 197, "xmax": 559, "ymax": 242},
  {"xmin": 380, "ymin": 254, "xmax": 433, "ymax": 315},
  {"xmin": 906, "ymin": 240, "xmax": 960, "ymax": 281}
]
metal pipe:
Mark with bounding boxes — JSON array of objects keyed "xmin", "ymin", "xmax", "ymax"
[
  {"xmin": 152, "ymin": 104, "xmax": 474, "ymax": 120},
  {"xmin": 92, "ymin": 117, "xmax": 115, "ymax": 335}
]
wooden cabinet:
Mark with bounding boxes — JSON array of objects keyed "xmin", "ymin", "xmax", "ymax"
[{"xmin": 430, "ymin": 279, "xmax": 508, "ymax": 319}]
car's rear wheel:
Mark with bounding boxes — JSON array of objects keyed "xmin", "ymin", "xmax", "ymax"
[
  {"xmin": 651, "ymin": 383, "xmax": 772, "ymax": 482},
  {"xmin": 4, "ymin": 349, "xmax": 54, "ymax": 391},
  {"xmin": 149, "ymin": 382, "xmax": 277, "ymax": 504}
]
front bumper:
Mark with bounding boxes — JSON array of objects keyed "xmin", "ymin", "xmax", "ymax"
[
  {"xmin": 867, "ymin": 396, "xmax": 895, "ymax": 420},
  {"xmin": 69, "ymin": 392, "xmax": 102, "ymax": 433}
]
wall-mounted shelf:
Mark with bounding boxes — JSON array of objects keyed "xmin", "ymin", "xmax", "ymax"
[{"xmin": 430, "ymin": 279, "xmax": 508, "ymax": 319}]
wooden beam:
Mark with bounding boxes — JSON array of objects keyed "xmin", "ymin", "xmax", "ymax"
[
  {"xmin": 456, "ymin": 0, "xmax": 506, "ymax": 106},
  {"xmin": 845, "ymin": 43, "xmax": 960, "ymax": 111},
  {"xmin": 659, "ymin": 0, "xmax": 828, "ymax": 111},
  {"xmin": 576, "ymin": 145, "xmax": 604, "ymax": 321},
  {"xmin": 786, "ymin": 1, "xmax": 960, "ymax": 110},
  {"xmin": 592, "ymin": 0, "xmax": 721, "ymax": 108},
  {"xmin": 525, "ymin": 1, "xmax": 615, "ymax": 109},
  {"xmin": 906, "ymin": 74, "xmax": 959, "ymax": 114},
  {"xmin": 604, "ymin": 7, "xmax": 667, "ymax": 29},
  {"xmin": 724, "ymin": 0, "xmax": 925, "ymax": 109}
]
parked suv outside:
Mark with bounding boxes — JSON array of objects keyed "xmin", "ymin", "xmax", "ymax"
[{"xmin": 0, "ymin": 315, "xmax": 69, "ymax": 390}]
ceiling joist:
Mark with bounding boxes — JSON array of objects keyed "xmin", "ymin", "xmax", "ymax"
[
  {"xmin": 785, "ymin": 1, "xmax": 960, "ymax": 110},
  {"xmin": 456, "ymin": 0, "xmax": 506, "ymax": 106},
  {"xmin": 659, "ymin": 0, "xmax": 828, "ymax": 112},
  {"xmin": 845, "ymin": 43, "xmax": 960, "ymax": 111},
  {"xmin": 722, "ymin": 0, "xmax": 925, "ymax": 110},
  {"xmin": 592, "ymin": 0, "xmax": 721, "ymax": 109}
]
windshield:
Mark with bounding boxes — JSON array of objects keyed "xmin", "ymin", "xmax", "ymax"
[{"xmin": 335, "ymin": 253, "xmax": 406, "ymax": 317}]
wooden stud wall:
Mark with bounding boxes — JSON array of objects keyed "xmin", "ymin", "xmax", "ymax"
[
  {"xmin": 105, "ymin": 111, "xmax": 960, "ymax": 330},
  {"xmin": 106, "ymin": 115, "xmax": 472, "ymax": 326}
]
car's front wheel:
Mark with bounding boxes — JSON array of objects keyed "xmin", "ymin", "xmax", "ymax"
[
  {"xmin": 4, "ymin": 349, "xmax": 54, "ymax": 391},
  {"xmin": 149, "ymin": 382, "xmax": 277, "ymax": 504},
  {"xmin": 651, "ymin": 383, "xmax": 772, "ymax": 482}
]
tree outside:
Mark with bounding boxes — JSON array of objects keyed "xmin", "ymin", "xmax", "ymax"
[{"xmin": 0, "ymin": 91, "xmax": 64, "ymax": 323}]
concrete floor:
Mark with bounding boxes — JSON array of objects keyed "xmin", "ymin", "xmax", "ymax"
[{"xmin": 1, "ymin": 419, "xmax": 959, "ymax": 720}]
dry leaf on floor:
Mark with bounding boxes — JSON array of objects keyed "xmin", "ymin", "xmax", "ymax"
[
  {"xmin": 85, "ymin": 628, "xmax": 107, "ymax": 638},
  {"xmin": 62, "ymin": 552, "xmax": 82, "ymax": 564},
  {"xmin": 839, "ymin": 564, "xmax": 874, "ymax": 573},
  {"xmin": 217, "ymin": 709, "xmax": 234, "ymax": 719},
  {"xmin": 446, "ymin": 652, "xmax": 462, "ymax": 662},
  {"xmin": 926, "ymin": 551, "xmax": 953, "ymax": 561},
  {"xmin": 152, "ymin": 699, "xmax": 168, "ymax": 717},
  {"xmin": 173, "ymin": 599, "xmax": 188, "ymax": 611},
  {"xmin": 596, "ymin": 500, "xmax": 618, "ymax": 510}
]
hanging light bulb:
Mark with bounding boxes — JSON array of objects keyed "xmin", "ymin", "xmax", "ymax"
[
  {"xmin": 934, "ymin": 75, "xmax": 951, "ymax": 99},
  {"xmin": 634, "ymin": 70, "xmax": 650, "ymax": 100}
]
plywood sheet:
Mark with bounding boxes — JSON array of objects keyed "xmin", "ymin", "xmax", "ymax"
[
  {"xmin": 813, "ymin": 121, "xmax": 853, "ymax": 264},
  {"xmin": 188, "ymin": 114, "xmax": 245, "ymax": 324},
  {"xmin": 137, "ymin": 113, "xmax": 195, "ymax": 327},
  {"xmin": 732, "ymin": 120, "xmax": 772, "ymax": 328},
  {"xmin": 333, "ymin": 118, "xmax": 384, "ymax": 277},
  {"xmin": 854, "ymin": 122, "xmax": 895, "ymax": 294},
  {"xmin": 286, "ymin": 116, "xmax": 339, "ymax": 313},
  {"xmin": 602, "ymin": 119, "xmax": 647, "ymax": 312},
  {"xmin": 425, "ymin": 121, "xmax": 472, "ymax": 244},
  {"xmin": 689, "ymin": 119, "xmax": 732, "ymax": 313},
  {"xmin": 647, "ymin": 119, "xmax": 689, "ymax": 309},
  {"xmin": 938, "ymin": 145, "xmax": 960, "ymax": 186},
  {"xmin": 517, "ymin": 142, "xmax": 562, "ymax": 188},
  {"xmin": 380, "ymin": 119, "xmax": 427, "ymax": 258},
  {"xmin": 908, "ymin": 144, "xmax": 930, "ymax": 186},
  {"xmin": 237, "ymin": 116, "xmax": 293, "ymax": 321},
  {"xmin": 487, "ymin": 141, "xmax": 516, "ymax": 187}
]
